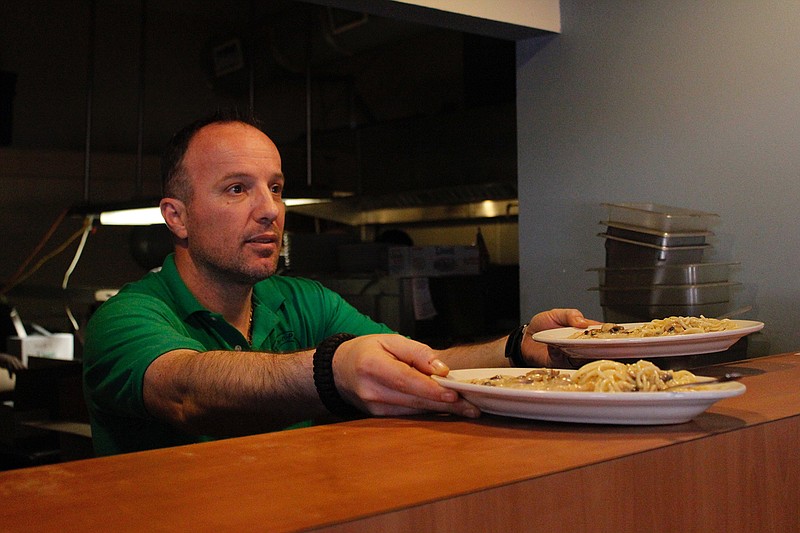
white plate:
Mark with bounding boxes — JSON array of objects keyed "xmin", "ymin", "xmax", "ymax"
[
  {"xmin": 530, "ymin": 319, "xmax": 764, "ymax": 358},
  {"xmin": 432, "ymin": 368, "xmax": 746, "ymax": 425}
]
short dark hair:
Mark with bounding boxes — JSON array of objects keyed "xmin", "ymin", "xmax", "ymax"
[{"xmin": 161, "ymin": 108, "xmax": 262, "ymax": 200}]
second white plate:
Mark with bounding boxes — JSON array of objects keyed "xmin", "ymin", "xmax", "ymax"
[{"xmin": 530, "ymin": 319, "xmax": 764, "ymax": 358}]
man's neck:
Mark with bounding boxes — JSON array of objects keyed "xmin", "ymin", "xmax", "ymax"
[{"xmin": 173, "ymin": 251, "xmax": 253, "ymax": 325}]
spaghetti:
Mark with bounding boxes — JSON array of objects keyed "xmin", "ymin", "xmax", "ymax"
[
  {"xmin": 467, "ymin": 360, "xmax": 699, "ymax": 392},
  {"xmin": 568, "ymin": 316, "xmax": 738, "ymax": 339}
]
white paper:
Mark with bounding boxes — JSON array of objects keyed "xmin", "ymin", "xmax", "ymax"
[{"xmin": 411, "ymin": 277, "xmax": 437, "ymax": 320}]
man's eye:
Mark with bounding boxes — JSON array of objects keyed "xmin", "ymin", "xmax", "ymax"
[
  {"xmin": 228, "ymin": 184, "xmax": 244, "ymax": 194},
  {"xmin": 270, "ymin": 184, "xmax": 283, "ymax": 195}
]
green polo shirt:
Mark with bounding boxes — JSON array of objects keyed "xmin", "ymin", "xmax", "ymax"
[{"xmin": 83, "ymin": 254, "xmax": 393, "ymax": 456}]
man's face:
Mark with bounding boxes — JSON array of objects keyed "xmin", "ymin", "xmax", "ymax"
[{"xmin": 174, "ymin": 121, "xmax": 286, "ymax": 286}]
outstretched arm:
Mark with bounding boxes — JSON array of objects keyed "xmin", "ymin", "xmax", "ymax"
[
  {"xmin": 142, "ymin": 309, "xmax": 599, "ymax": 436},
  {"xmin": 435, "ymin": 308, "xmax": 600, "ymax": 370},
  {"xmin": 143, "ymin": 334, "xmax": 479, "ymax": 437}
]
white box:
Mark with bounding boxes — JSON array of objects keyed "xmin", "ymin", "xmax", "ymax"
[{"xmin": 7, "ymin": 333, "xmax": 74, "ymax": 366}]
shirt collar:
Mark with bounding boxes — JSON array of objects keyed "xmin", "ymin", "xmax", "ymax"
[
  {"xmin": 158, "ymin": 253, "xmax": 207, "ymax": 321},
  {"xmin": 159, "ymin": 253, "xmax": 287, "ymax": 332}
]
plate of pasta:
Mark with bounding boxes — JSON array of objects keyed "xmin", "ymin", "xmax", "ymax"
[
  {"xmin": 433, "ymin": 360, "xmax": 746, "ymax": 425},
  {"xmin": 530, "ymin": 317, "xmax": 764, "ymax": 358}
]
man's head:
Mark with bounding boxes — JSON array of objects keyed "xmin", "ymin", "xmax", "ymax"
[
  {"xmin": 159, "ymin": 111, "xmax": 286, "ymax": 287},
  {"xmin": 161, "ymin": 109, "xmax": 262, "ymax": 203}
]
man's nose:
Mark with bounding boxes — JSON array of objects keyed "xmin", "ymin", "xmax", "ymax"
[{"xmin": 253, "ymin": 185, "xmax": 282, "ymax": 221}]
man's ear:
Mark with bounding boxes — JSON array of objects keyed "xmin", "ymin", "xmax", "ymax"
[{"xmin": 160, "ymin": 198, "xmax": 188, "ymax": 240}]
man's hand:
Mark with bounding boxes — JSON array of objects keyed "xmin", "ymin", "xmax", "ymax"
[
  {"xmin": 520, "ymin": 309, "xmax": 602, "ymax": 368},
  {"xmin": 332, "ymin": 334, "xmax": 480, "ymax": 419}
]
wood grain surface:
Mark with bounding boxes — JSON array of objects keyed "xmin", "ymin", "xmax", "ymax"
[{"xmin": 1, "ymin": 352, "xmax": 798, "ymax": 532}]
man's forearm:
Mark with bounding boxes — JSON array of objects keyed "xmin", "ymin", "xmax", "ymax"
[
  {"xmin": 435, "ymin": 336, "xmax": 509, "ymax": 370},
  {"xmin": 434, "ymin": 330, "xmax": 558, "ymax": 370},
  {"xmin": 143, "ymin": 348, "xmax": 326, "ymax": 437}
]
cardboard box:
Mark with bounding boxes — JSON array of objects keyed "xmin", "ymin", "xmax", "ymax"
[
  {"xmin": 388, "ymin": 246, "xmax": 481, "ymax": 277},
  {"xmin": 7, "ymin": 334, "xmax": 74, "ymax": 366}
]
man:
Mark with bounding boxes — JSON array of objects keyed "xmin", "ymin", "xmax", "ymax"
[{"xmin": 83, "ymin": 111, "xmax": 596, "ymax": 456}]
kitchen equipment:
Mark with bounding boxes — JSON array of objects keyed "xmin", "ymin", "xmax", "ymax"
[
  {"xmin": 591, "ymin": 282, "xmax": 740, "ymax": 306},
  {"xmin": 589, "ymin": 262, "xmax": 738, "ymax": 287},
  {"xmin": 592, "ymin": 203, "xmax": 751, "ymax": 338},
  {"xmin": 601, "ymin": 303, "xmax": 731, "ymax": 323},
  {"xmin": 601, "ymin": 233, "xmax": 709, "ymax": 267},
  {"xmin": 601, "ymin": 221, "xmax": 712, "ymax": 247}
]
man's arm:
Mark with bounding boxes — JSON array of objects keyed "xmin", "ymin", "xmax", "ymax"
[
  {"xmin": 143, "ymin": 334, "xmax": 480, "ymax": 437},
  {"xmin": 435, "ymin": 308, "xmax": 600, "ymax": 370},
  {"xmin": 143, "ymin": 309, "xmax": 598, "ymax": 437},
  {"xmin": 143, "ymin": 348, "xmax": 323, "ymax": 436}
]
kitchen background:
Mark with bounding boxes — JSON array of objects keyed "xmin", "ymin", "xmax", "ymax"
[
  {"xmin": 0, "ymin": 0, "xmax": 525, "ymax": 350},
  {"xmin": 1, "ymin": 0, "xmax": 797, "ymax": 355}
]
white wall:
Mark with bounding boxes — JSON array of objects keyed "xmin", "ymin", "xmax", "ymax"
[{"xmin": 517, "ymin": 1, "xmax": 800, "ymax": 354}]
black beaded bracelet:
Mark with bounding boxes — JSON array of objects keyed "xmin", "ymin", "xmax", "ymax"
[
  {"xmin": 504, "ymin": 324, "xmax": 528, "ymax": 367},
  {"xmin": 312, "ymin": 333, "xmax": 362, "ymax": 419}
]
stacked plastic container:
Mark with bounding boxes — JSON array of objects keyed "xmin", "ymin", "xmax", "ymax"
[{"xmin": 590, "ymin": 203, "xmax": 740, "ymax": 322}]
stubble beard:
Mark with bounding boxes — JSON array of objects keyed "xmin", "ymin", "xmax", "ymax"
[{"xmin": 191, "ymin": 242, "xmax": 281, "ymax": 288}]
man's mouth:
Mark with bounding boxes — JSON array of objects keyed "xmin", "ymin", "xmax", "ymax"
[{"xmin": 246, "ymin": 233, "xmax": 279, "ymax": 245}]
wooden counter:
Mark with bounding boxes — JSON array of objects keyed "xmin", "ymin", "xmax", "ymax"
[{"xmin": 1, "ymin": 353, "xmax": 799, "ymax": 532}]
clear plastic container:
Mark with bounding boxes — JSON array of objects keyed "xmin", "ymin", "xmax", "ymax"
[{"xmin": 602, "ymin": 203, "xmax": 720, "ymax": 232}]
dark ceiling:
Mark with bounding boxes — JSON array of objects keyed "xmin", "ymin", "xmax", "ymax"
[{"xmin": 141, "ymin": 0, "xmax": 518, "ymax": 197}]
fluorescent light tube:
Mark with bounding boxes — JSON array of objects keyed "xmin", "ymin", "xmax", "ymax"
[{"xmin": 99, "ymin": 206, "xmax": 164, "ymax": 225}]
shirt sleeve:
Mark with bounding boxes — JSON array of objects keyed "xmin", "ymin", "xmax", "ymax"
[{"xmin": 83, "ymin": 292, "xmax": 205, "ymax": 420}]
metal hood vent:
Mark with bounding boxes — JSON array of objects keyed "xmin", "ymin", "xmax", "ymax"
[{"xmin": 285, "ymin": 182, "xmax": 518, "ymax": 225}]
